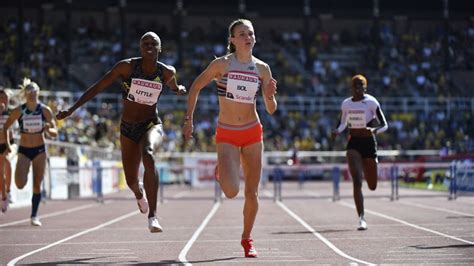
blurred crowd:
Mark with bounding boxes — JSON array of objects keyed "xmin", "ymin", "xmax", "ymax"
[{"xmin": 1, "ymin": 16, "xmax": 473, "ymax": 155}]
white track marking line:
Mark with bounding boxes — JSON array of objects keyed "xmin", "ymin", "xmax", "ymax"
[
  {"xmin": 386, "ymin": 253, "xmax": 465, "ymax": 257},
  {"xmin": 223, "ymin": 259, "xmax": 314, "ymax": 263},
  {"xmin": 59, "ymin": 256, "xmax": 139, "ymax": 260},
  {"xmin": 0, "ymin": 203, "xmax": 99, "ymax": 228},
  {"xmin": 7, "ymin": 210, "xmax": 139, "ymax": 266},
  {"xmin": 79, "ymin": 252, "xmax": 135, "ymax": 255},
  {"xmin": 172, "ymin": 191, "xmax": 190, "ymax": 198},
  {"xmin": 178, "ymin": 202, "xmax": 221, "ymax": 265},
  {"xmin": 94, "ymin": 248, "xmax": 130, "ymax": 251},
  {"xmin": 277, "ymin": 201, "xmax": 375, "ymax": 265},
  {"xmin": 6, "ymin": 234, "xmax": 465, "ymax": 247},
  {"xmin": 339, "ymin": 201, "xmax": 474, "ymax": 245},
  {"xmin": 398, "ymin": 201, "xmax": 474, "ymax": 217},
  {"xmin": 262, "ymin": 190, "xmax": 273, "ymax": 198},
  {"xmin": 384, "ymin": 257, "xmax": 474, "ymax": 261},
  {"xmin": 1, "ymin": 188, "xmax": 183, "ymax": 228}
]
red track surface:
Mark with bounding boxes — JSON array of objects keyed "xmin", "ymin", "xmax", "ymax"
[{"xmin": 1, "ymin": 181, "xmax": 473, "ymax": 265}]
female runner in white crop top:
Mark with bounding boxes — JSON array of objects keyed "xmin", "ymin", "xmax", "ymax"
[{"xmin": 331, "ymin": 74, "xmax": 388, "ymax": 231}]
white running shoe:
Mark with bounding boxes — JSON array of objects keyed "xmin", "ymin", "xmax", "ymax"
[
  {"xmin": 7, "ymin": 192, "xmax": 13, "ymax": 203},
  {"xmin": 358, "ymin": 216, "xmax": 367, "ymax": 230},
  {"xmin": 31, "ymin": 217, "xmax": 42, "ymax": 226},
  {"xmin": 148, "ymin": 217, "xmax": 163, "ymax": 233},
  {"xmin": 1, "ymin": 199, "xmax": 8, "ymax": 213},
  {"xmin": 137, "ymin": 196, "xmax": 149, "ymax": 214}
]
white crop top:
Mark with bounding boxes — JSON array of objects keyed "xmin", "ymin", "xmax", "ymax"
[{"xmin": 336, "ymin": 94, "xmax": 388, "ymax": 134}]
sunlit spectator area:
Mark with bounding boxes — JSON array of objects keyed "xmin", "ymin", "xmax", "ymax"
[{"xmin": 1, "ymin": 0, "xmax": 473, "ymax": 203}]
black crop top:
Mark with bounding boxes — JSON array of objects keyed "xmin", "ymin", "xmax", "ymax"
[
  {"xmin": 19, "ymin": 103, "xmax": 46, "ymax": 134},
  {"xmin": 121, "ymin": 58, "xmax": 166, "ymax": 101}
]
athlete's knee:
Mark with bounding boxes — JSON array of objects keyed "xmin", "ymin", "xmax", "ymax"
[
  {"xmin": 15, "ymin": 179, "xmax": 26, "ymax": 189},
  {"xmin": 125, "ymin": 176, "xmax": 139, "ymax": 187},
  {"xmin": 223, "ymin": 190, "xmax": 238, "ymax": 199},
  {"xmin": 142, "ymin": 143, "xmax": 155, "ymax": 157},
  {"xmin": 222, "ymin": 186, "xmax": 239, "ymax": 199},
  {"xmin": 32, "ymin": 186, "xmax": 42, "ymax": 194},
  {"xmin": 352, "ymin": 178, "xmax": 363, "ymax": 189},
  {"xmin": 244, "ymin": 188, "xmax": 258, "ymax": 200},
  {"xmin": 368, "ymin": 182, "xmax": 377, "ymax": 191}
]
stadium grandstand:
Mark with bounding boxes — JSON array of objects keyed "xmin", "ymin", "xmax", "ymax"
[{"xmin": 1, "ymin": 0, "xmax": 472, "ymax": 155}]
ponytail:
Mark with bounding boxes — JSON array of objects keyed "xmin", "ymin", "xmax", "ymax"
[{"xmin": 18, "ymin": 77, "xmax": 40, "ymax": 100}]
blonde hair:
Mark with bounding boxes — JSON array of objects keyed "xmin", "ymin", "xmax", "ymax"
[
  {"xmin": 18, "ymin": 77, "xmax": 40, "ymax": 100},
  {"xmin": 351, "ymin": 74, "xmax": 368, "ymax": 88},
  {"xmin": 227, "ymin": 18, "xmax": 253, "ymax": 54}
]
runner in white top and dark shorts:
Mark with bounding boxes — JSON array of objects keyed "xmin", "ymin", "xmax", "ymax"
[{"xmin": 331, "ymin": 74, "xmax": 388, "ymax": 230}]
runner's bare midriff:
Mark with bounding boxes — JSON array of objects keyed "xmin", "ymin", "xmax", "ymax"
[
  {"xmin": 218, "ymin": 98, "xmax": 258, "ymax": 125},
  {"xmin": 349, "ymin": 128, "xmax": 373, "ymax": 138},
  {"xmin": 121, "ymin": 100, "xmax": 158, "ymax": 123},
  {"xmin": 20, "ymin": 133, "xmax": 45, "ymax": 147}
]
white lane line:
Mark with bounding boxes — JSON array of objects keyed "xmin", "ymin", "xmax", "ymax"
[
  {"xmin": 386, "ymin": 253, "xmax": 465, "ymax": 257},
  {"xmin": 231, "ymin": 253, "xmax": 302, "ymax": 258},
  {"xmin": 178, "ymin": 202, "xmax": 221, "ymax": 265},
  {"xmin": 7, "ymin": 210, "xmax": 139, "ymax": 266},
  {"xmin": 387, "ymin": 250, "xmax": 452, "ymax": 253},
  {"xmin": 60, "ymin": 256, "xmax": 139, "ymax": 259},
  {"xmin": 5, "ymin": 234, "xmax": 471, "ymax": 248},
  {"xmin": 0, "ymin": 203, "xmax": 99, "ymax": 228},
  {"xmin": 398, "ymin": 201, "xmax": 474, "ymax": 217},
  {"xmin": 384, "ymin": 257, "xmax": 474, "ymax": 261},
  {"xmin": 0, "ymin": 238, "xmax": 316, "ymax": 247},
  {"xmin": 172, "ymin": 191, "xmax": 190, "ymax": 198},
  {"xmin": 0, "ymin": 190, "xmax": 175, "ymax": 228},
  {"xmin": 339, "ymin": 201, "xmax": 474, "ymax": 245},
  {"xmin": 386, "ymin": 263, "xmax": 474, "ymax": 265},
  {"xmin": 303, "ymin": 190, "xmax": 330, "ymax": 198},
  {"xmin": 0, "ymin": 229, "xmax": 79, "ymax": 232},
  {"xmin": 277, "ymin": 201, "xmax": 375, "ymax": 265},
  {"xmin": 87, "ymin": 257, "xmax": 140, "ymax": 262},
  {"xmin": 94, "ymin": 248, "xmax": 130, "ymax": 251},
  {"xmin": 262, "ymin": 190, "xmax": 274, "ymax": 198},
  {"xmin": 223, "ymin": 259, "xmax": 314, "ymax": 263},
  {"xmin": 79, "ymin": 252, "xmax": 135, "ymax": 255}
]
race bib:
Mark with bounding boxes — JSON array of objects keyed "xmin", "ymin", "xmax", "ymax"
[
  {"xmin": 127, "ymin": 78, "xmax": 163, "ymax": 106},
  {"xmin": 23, "ymin": 114, "xmax": 43, "ymax": 133},
  {"xmin": 225, "ymin": 72, "xmax": 259, "ymax": 104},
  {"xmin": 347, "ymin": 109, "xmax": 367, "ymax": 128},
  {"xmin": 0, "ymin": 115, "xmax": 6, "ymax": 131}
]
